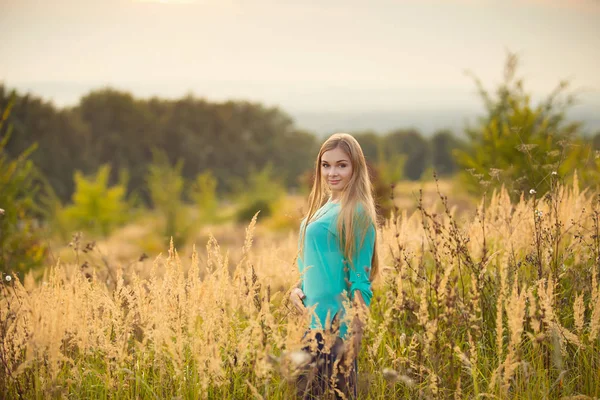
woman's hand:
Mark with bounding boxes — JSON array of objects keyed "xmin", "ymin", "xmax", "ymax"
[{"xmin": 290, "ymin": 287, "xmax": 306, "ymax": 314}]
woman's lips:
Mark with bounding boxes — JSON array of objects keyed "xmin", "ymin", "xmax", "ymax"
[{"xmin": 329, "ymin": 180, "xmax": 341, "ymax": 185}]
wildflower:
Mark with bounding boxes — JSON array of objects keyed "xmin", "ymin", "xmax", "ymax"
[
  {"xmin": 383, "ymin": 368, "xmax": 399, "ymax": 382},
  {"xmin": 5, "ymin": 275, "xmax": 11, "ymax": 282},
  {"xmin": 399, "ymin": 375, "xmax": 416, "ymax": 387},
  {"xmin": 489, "ymin": 168, "xmax": 503, "ymax": 180},
  {"xmin": 82, "ymin": 241, "xmax": 96, "ymax": 253},
  {"xmin": 383, "ymin": 368, "xmax": 416, "ymax": 387},
  {"xmin": 535, "ymin": 210, "xmax": 543, "ymax": 218},
  {"xmin": 399, "ymin": 333, "xmax": 406, "ymax": 347},
  {"xmin": 0, "ymin": 208, "xmax": 4, "ymax": 215},
  {"xmin": 551, "ymin": 171, "xmax": 557, "ymax": 176},
  {"xmin": 267, "ymin": 354, "xmax": 280, "ymax": 365},
  {"xmin": 288, "ymin": 350, "xmax": 311, "ymax": 367},
  {"xmin": 529, "ymin": 189, "xmax": 537, "ymax": 194}
]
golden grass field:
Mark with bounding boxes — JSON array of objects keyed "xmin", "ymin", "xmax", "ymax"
[{"xmin": 2, "ymin": 177, "xmax": 600, "ymax": 399}]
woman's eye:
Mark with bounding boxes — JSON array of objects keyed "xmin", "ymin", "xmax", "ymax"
[
  {"xmin": 340, "ymin": 164, "xmax": 347, "ymax": 168},
  {"xmin": 322, "ymin": 164, "xmax": 329, "ymax": 168}
]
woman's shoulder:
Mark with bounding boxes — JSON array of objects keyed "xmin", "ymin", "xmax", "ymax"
[
  {"xmin": 302, "ymin": 200, "xmax": 338, "ymax": 226},
  {"xmin": 349, "ymin": 202, "xmax": 374, "ymax": 220}
]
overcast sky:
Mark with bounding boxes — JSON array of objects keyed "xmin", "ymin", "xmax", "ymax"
[{"xmin": 1, "ymin": 0, "xmax": 599, "ymax": 113}]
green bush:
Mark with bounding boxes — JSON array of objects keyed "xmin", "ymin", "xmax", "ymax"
[
  {"xmin": 146, "ymin": 149, "xmax": 188, "ymax": 246},
  {"xmin": 236, "ymin": 198, "xmax": 271, "ymax": 222},
  {"xmin": 190, "ymin": 170, "xmax": 218, "ymax": 223},
  {"xmin": 0, "ymin": 99, "xmax": 47, "ymax": 276},
  {"xmin": 234, "ymin": 164, "xmax": 284, "ymax": 223},
  {"xmin": 378, "ymin": 152, "xmax": 406, "ymax": 185},
  {"xmin": 61, "ymin": 165, "xmax": 129, "ymax": 236},
  {"xmin": 455, "ymin": 52, "xmax": 599, "ymax": 197}
]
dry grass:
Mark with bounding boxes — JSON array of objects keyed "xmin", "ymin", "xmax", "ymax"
[{"xmin": 2, "ymin": 178, "xmax": 600, "ymax": 399}]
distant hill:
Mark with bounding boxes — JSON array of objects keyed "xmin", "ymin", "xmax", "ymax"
[
  {"xmin": 292, "ymin": 106, "xmax": 600, "ymax": 137},
  {"xmin": 291, "ymin": 108, "xmax": 478, "ymax": 137},
  {"xmin": 6, "ymin": 80, "xmax": 599, "ymax": 137}
]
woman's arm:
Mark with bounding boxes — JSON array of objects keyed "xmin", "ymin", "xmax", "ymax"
[
  {"xmin": 345, "ymin": 221, "xmax": 375, "ymax": 356},
  {"xmin": 347, "ymin": 222, "xmax": 375, "ymax": 306},
  {"xmin": 291, "ymin": 252, "xmax": 306, "ymax": 313}
]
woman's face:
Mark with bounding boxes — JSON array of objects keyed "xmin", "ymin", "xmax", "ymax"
[{"xmin": 321, "ymin": 147, "xmax": 353, "ymax": 196}]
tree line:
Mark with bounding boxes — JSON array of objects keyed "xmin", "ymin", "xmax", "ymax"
[
  {"xmin": 2, "ymin": 53, "xmax": 600, "ymax": 275},
  {"xmin": 0, "ymin": 84, "xmax": 472, "ymax": 205},
  {"xmin": 2, "ymin": 52, "xmax": 600, "ymax": 211}
]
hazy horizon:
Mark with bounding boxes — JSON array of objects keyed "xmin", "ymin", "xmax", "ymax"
[
  {"xmin": 2, "ymin": 0, "xmax": 599, "ymax": 133},
  {"xmin": 3, "ymin": 79, "xmax": 599, "ymax": 135}
]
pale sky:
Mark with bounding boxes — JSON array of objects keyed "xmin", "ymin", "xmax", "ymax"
[{"xmin": 1, "ymin": 0, "xmax": 599, "ymax": 113}]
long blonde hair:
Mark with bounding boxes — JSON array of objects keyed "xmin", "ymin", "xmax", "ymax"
[{"xmin": 300, "ymin": 133, "xmax": 379, "ymax": 280}]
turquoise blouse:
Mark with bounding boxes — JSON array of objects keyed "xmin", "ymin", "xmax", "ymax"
[{"xmin": 298, "ymin": 200, "xmax": 375, "ymax": 339}]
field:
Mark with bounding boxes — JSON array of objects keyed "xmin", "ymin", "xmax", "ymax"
[{"xmin": 2, "ymin": 178, "xmax": 600, "ymax": 399}]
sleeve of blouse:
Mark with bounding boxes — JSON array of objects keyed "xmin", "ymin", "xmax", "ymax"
[
  {"xmin": 348, "ymin": 221, "xmax": 375, "ymax": 307},
  {"xmin": 297, "ymin": 233, "xmax": 305, "ymax": 292},
  {"xmin": 297, "ymin": 258, "xmax": 304, "ymax": 292}
]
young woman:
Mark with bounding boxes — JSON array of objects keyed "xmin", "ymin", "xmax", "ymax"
[{"xmin": 290, "ymin": 133, "xmax": 379, "ymax": 399}]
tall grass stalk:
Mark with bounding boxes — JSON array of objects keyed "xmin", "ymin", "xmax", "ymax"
[{"xmin": 1, "ymin": 181, "xmax": 600, "ymax": 398}]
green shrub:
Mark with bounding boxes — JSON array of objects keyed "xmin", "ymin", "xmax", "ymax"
[
  {"xmin": 0, "ymin": 99, "xmax": 47, "ymax": 276},
  {"xmin": 236, "ymin": 198, "xmax": 271, "ymax": 222},
  {"xmin": 455, "ymin": 52, "xmax": 599, "ymax": 197},
  {"xmin": 61, "ymin": 165, "xmax": 129, "ymax": 236},
  {"xmin": 146, "ymin": 149, "xmax": 188, "ymax": 246},
  {"xmin": 190, "ymin": 170, "xmax": 218, "ymax": 223},
  {"xmin": 234, "ymin": 164, "xmax": 284, "ymax": 223}
]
